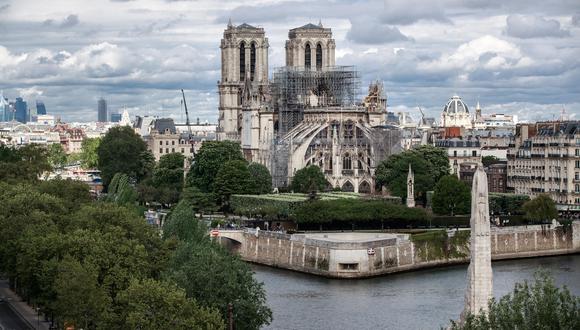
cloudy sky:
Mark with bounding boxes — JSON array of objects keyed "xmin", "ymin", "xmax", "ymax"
[{"xmin": 0, "ymin": 0, "xmax": 579, "ymax": 123}]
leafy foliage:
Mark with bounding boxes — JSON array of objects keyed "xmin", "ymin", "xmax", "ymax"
[
  {"xmin": 138, "ymin": 152, "xmax": 186, "ymax": 206},
  {"xmin": 290, "ymin": 165, "xmax": 328, "ymax": 193},
  {"xmin": 523, "ymin": 194, "xmax": 558, "ymax": 223},
  {"xmin": 47, "ymin": 143, "xmax": 68, "ymax": 169},
  {"xmin": 97, "ymin": 126, "xmax": 151, "ymax": 186},
  {"xmin": 116, "ymin": 278, "xmax": 224, "ymax": 329},
  {"xmin": 186, "ymin": 141, "xmax": 245, "ymax": 193},
  {"xmin": 214, "ymin": 160, "xmax": 253, "ymax": 207},
  {"xmin": 0, "ymin": 144, "xmax": 51, "ymax": 182},
  {"xmin": 105, "ymin": 172, "xmax": 138, "ymax": 205},
  {"xmin": 375, "ymin": 145, "xmax": 450, "ymax": 203},
  {"xmin": 80, "ymin": 137, "xmax": 101, "ymax": 169},
  {"xmin": 489, "ymin": 193, "xmax": 530, "ymax": 215},
  {"xmin": 453, "ymin": 271, "xmax": 580, "ymax": 329},
  {"xmin": 293, "ymin": 199, "xmax": 430, "ymax": 224},
  {"xmin": 481, "ymin": 155, "xmax": 501, "ymax": 167},
  {"xmin": 163, "ymin": 198, "xmax": 273, "ymax": 329},
  {"xmin": 432, "ymin": 175, "xmax": 471, "ymax": 216},
  {"xmin": 248, "ymin": 162, "xmax": 272, "ymax": 194}
]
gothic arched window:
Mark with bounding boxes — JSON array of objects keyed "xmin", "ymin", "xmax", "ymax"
[
  {"xmin": 343, "ymin": 153, "xmax": 352, "ymax": 170},
  {"xmin": 239, "ymin": 42, "xmax": 246, "ymax": 80},
  {"xmin": 316, "ymin": 43, "xmax": 322, "ymax": 70},
  {"xmin": 250, "ymin": 42, "xmax": 256, "ymax": 81},
  {"xmin": 344, "ymin": 120, "xmax": 354, "ymax": 140},
  {"xmin": 305, "ymin": 43, "xmax": 311, "ymax": 70}
]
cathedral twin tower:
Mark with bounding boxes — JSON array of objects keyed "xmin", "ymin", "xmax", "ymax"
[{"xmin": 217, "ymin": 21, "xmax": 336, "ymax": 142}]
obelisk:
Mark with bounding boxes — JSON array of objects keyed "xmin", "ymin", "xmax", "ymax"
[
  {"xmin": 460, "ymin": 166, "xmax": 493, "ymax": 322},
  {"xmin": 406, "ymin": 163, "xmax": 415, "ymax": 208}
]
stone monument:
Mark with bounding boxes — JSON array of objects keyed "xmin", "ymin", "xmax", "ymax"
[
  {"xmin": 460, "ymin": 166, "xmax": 493, "ymax": 322},
  {"xmin": 406, "ymin": 163, "xmax": 415, "ymax": 208}
]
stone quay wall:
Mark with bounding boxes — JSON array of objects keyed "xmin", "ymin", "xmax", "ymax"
[{"xmin": 225, "ymin": 222, "xmax": 580, "ymax": 278}]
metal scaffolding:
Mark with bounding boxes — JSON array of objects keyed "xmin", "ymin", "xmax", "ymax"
[{"xmin": 270, "ymin": 66, "xmax": 360, "ymax": 137}]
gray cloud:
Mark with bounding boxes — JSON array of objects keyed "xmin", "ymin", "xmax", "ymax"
[
  {"xmin": 42, "ymin": 14, "xmax": 80, "ymax": 28},
  {"xmin": 1, "ymin": 0, "xmax": 579, "ymax": 123},
  {"xmin": 572, "ymin": 14, "xmax": 580, "ymax": 26},
  {"xmin": 379, "ymin": 0, "xmax": 450, "ymax": 25},
  {"xmin": 0, "ymin": 4, "xmax": 10, "ymax": 12},
  {"xmin": 505, "ymin": 15, "xmax": 569, "ymax": 38},
  {"xmin": 347, "ymin": 19, "xmax": 410, "ymax": 44}
]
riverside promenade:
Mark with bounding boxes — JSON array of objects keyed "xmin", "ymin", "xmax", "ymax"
[{"xmin": 0, "ymin": 279, "xmax": 49, "ymax": 330}]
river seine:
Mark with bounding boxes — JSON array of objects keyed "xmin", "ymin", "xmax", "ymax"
[{"xmin": 253, "ymin": 255, "xmax": 580, "ymax": 330}]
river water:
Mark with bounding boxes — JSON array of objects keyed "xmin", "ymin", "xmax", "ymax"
[{"xmin": 253, "ymin": 255, "xmax": 580, "ymax": 330}]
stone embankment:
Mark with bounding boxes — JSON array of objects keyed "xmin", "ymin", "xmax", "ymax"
[{"xmin": 218, "ymin": 222, "xmax": 580, "ymax": 278}]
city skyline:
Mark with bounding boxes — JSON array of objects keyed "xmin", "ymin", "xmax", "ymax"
[{"xmin": 0, "ymin": 0, "xmax": 579, "ymax": 123}]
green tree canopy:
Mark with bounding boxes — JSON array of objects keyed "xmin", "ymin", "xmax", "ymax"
[
  {"xmin": 454, "ymin": 271, "xmax": 580, "ymax": 329},
  {"xmin": 523, "ymin": 194, "xmax": 558, "ymax": 223},
  {"xmin": 290, "ymin": 165, "xmax": 328, "ymax": 193},
  {"xmin": 0, "ymin": 144, "xmax": 50, "ymax": 182},
  {"xmin": 214, "ymin": 160, "xmax": 252, "ymax": 207},
  {"xmin": 47, "ymin": 143, "xmax": 67, "ymax": 169},
  {"xmin": 375, "ymin": 153, "xmax": 434, "ymax": 201},
  {"xmin": 80, "ymin": 137, "xmax": 101, "ymax": 169},
  {"xmin": 181, "ymin": 186, "xmax": 218, "ymax": 216},
  {"xmin": 138, "ymin": 152, "xmax": 186, "ymax": 206},
  {"xmin": 186, "ymin": 141, "xmax": 245, "ymax": 193},
  {"xmin": 247, "ymin": 162, "xmax": 272, "ymax": 194},
  {"xmin": 481, "ymin": 155, "xmax": 501, "ymax": 167},
  {"xmin": 432, "ymin": 175, "xmax": 471, "ymax": 216},
  {"xmin": 412, "ymin": 145, "xmax": 451, "ymax": 182},
  {"xmin": 97, "ymin": 126, "xmax": 151, "ymax": 186},
  {"xmin": 115, "ymin": 278, "xmax": 225, "ymax": 330}
]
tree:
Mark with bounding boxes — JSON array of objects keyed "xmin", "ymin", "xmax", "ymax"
[
  {"xmin": 139, "ymin": 153, "xmax": 186, "ymax": 206},
  {"xmin": 523, "ymin": 194, "xmax": 558, "ymax": 223},
  {"xmin": 453, "ymin": 271, "xmax": 580, "ymax": 329},
  {"xmin": 53, "ymin": 257, "xmax": 111, "ymax": 329},
  {"xmin": 412, "ymin": 145, "xmax": 451, "ymax": 183},
  {"xmin": 97, "ymin": 126, "xmax": 150, "ymax": 186},
  {"xmin": 186, "ymin": 141, "xmax": 245, "ymax": 193},
  {"xmin": 115, "ymin": 278, "xmax": 224, "ymax": 329},
  {"xmin": 214, "ymin": 160, "xmax": 252, "ymax": 207},
  {"xmin": 432, "ymin": 175, "xmax": 471, "ymax": 216},
  {"xmin": 47, "ymin": 143, "xmax": 67, "ymax": 169},
  {"xmin": 248, "ymin": 163, "xmax": 272, "ymax": 194},
  {"xmin": 375, "ymin": 153, "xmax": 433, "ymax": 201},
  {"xmin": 80, "ymin": 137, "xmax": 100, "ymax": 169},
  {"xmin": 105, "ymin": 173, "xmax": 138, "ymax": 206},
  {"xmin": 290, "ymin": 165, "xmax": 327, "ymax": 193},
  {"xmin": 0, "ymin": 144, "xmax": 50, "ymax": 182},
  {"xmin": 481, "ymin": 155, "xmax": 501, "ymax": 167},
  {"xmin": 166, "ymin": 242, "xmax": 272, "ymax": 330},
  {"xmin": 182, "ymin": 186, "xmax": 218, "ymax": 216}
]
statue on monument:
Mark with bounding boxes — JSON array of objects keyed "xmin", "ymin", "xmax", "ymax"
[{"xmin": 406, "ymin": 163, "xmax": 415, "ymax": 208}]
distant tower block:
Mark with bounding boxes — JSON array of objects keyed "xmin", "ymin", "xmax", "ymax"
[
  {"xmin": 461, "ymin": 166, "xmax": 493, "ymax": 322},
  {"xmin": 406, "ymin": 163, "xmax": 415, "ymax": 208}
]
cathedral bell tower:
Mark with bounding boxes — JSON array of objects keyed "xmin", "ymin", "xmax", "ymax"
[
  {"xmin": 285, "ymin": 22, "xmax": 335, "ymax": 70},
  {"xmin": 218, "ymin": 20, "xmax": 269, "ymax": 141}
]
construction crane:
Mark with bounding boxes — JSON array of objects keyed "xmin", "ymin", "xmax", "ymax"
[{"xmin": 181, "ymin": 89, "xmax": 193, "ymax": 141}]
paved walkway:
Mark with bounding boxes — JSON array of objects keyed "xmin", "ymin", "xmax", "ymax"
[{"xmin": 0, "ymin": 279, "xmax": 50, "ymax": 330}]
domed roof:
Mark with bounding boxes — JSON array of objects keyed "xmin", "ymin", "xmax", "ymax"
[{"xmin": 443, "ymin": 95, "xmax": 469, "ymax": 114}]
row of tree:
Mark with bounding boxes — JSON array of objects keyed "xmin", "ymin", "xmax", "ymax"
[{"xmin": 0, "ymin": 142, "xmax": 272, "ymax": 329}]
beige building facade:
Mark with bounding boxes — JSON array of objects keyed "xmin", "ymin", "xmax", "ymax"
[{"xmin": 507, "ymin": 121, "xmax": 580, "ymax": 209}]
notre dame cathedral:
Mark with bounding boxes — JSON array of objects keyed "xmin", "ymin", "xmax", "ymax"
[{"xmin": 217, "ymin": 21, "xmax": 401, "ymax": 193}]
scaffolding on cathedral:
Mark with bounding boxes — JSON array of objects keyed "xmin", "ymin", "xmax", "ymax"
[{"xmin": 270, "ymin": 66, "xmax": 360, "ymax": 137}]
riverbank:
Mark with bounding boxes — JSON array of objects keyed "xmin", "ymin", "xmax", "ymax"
[{"xmin": 220, "ymin": 221, "xmax": 580, "ymax": 278}]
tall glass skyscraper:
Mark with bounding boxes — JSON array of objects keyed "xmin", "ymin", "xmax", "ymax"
[
  {"xmin": 36, "ymin": 101, "xmax": 47, "ymax": 115},
  {"xmin": 98, "ymin": 98, "xmax": 107, "ymax": 122},
  {"xmin": 14, "ymin": 97, "xmax": 27, "ymax": 123}
]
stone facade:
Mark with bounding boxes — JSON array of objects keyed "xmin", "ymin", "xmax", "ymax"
[
  {"xmin": 285, "ymin": 23, "xmax": 335, "ymax": 69},
  {"xmin": 461, "ymin": 166, "xmax": 493, "ymax": 320},
  {"xmin": 219, "ymin": 221, "xmax": 579, "ymax": 278},
  {"xmin": 507, "ymin": 121, "xmax": 580, "ymax": 209}
]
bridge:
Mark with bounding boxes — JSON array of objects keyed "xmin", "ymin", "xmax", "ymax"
[{"xmin": 211, "ymin": 229, "xmax": 250, "ymax": 253}]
